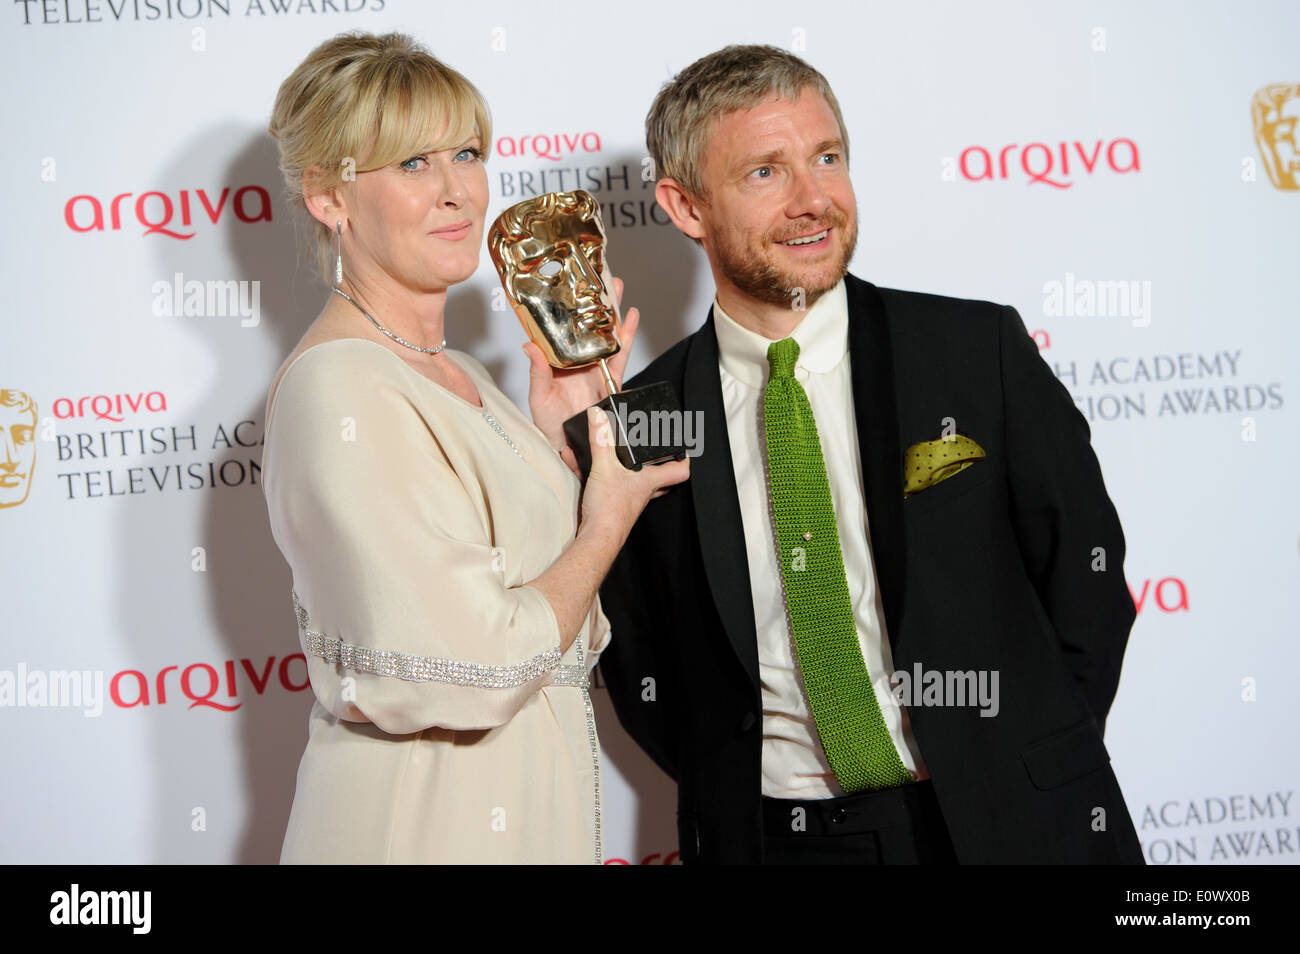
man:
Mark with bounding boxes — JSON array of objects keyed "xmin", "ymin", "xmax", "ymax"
[{"xmin": 598, "ymin": 45, "xmax": 1144, "ymax": 864}]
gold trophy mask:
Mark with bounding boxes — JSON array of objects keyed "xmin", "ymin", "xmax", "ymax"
[
  {"xmin": 1251, "ymin": 83, "xmax": 1300, "ymax": 191},
  {"xmin": 488, "ymin": 189, "xmax": 621, "ymax": 379},
  {"xmin": 488, "ymin": 189, "xmax": 685, "ymax": 476}
]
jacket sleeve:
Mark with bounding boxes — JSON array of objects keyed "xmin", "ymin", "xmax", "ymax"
[
  {"xmin": 598, "ymin": 521, "xmax": 682, "ymax": 781},
  {"xmin": 264, "ymin": 351, "xmax": 563, "ymax": 735},
  {"xmin": 998, "ymin": 304, "xmax": 1137, "ymax": 738}
]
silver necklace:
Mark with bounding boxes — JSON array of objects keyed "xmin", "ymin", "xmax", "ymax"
[
  {"xmin": 331, "ymin": 285, "xmax": 447, "ymax": 355},
  {"xmin": 331, "ymin": 285, "xmax": 525, "ymax": 459}
]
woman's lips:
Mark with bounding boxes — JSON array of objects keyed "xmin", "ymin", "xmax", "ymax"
[{"xmin": 430, "ymin": 221, "xmax": 472, "ymax": 240}]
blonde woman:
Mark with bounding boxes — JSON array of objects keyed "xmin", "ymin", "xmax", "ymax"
[{"xmin": 262, "ymin": 32, "xmax": 687, "ymax": 864}]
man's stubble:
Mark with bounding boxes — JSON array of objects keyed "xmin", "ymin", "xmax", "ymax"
[{"xmin": 709, "ymin": 203, "xmax": 859, "ymax": 311}]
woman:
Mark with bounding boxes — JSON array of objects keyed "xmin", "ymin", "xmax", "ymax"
[{"xmin": 262, "ymin": 31, "xmax": 687, "ymax": 864}]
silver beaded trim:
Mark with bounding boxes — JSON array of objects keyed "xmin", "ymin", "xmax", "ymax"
[
  {"xmin": 292, "ymin": 591, "xmax": 560, "ymax": 689},
  {"xmin": 551, "ymin": 665, "xmax": 591, "ymax": 689},
  {"xmin": 482, "ymin": 412, "xmax": 522, "ymax": 457},
  {"xmin": 573, "ymin": 628, "xmax": 603, "ymax": 865}
]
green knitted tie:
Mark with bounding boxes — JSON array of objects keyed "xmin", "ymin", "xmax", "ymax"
[{"xmin": 764, "ymin": 337, "xmax": 914, "ymax": 793}]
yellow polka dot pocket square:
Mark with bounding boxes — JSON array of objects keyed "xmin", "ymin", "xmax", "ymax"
[{"xmin": 903, "ymin": 433, "xmax": 987, "ymax": 499}]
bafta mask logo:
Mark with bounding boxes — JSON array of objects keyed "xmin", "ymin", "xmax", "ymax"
[
  {"xmin": 488, "ymin": 190, "xmax": 621, "ymax": 368},
  {"xmin": 1252, "ymin": 83, "xmax": 1300, "ymax": 190},
  {"xmin": 0, "ymin": 389, "xmax": 37, "ymax": 509}
]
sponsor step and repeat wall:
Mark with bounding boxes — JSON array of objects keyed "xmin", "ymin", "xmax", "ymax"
[{"xmin": 1, "ymin": 0, "xmax": 1296, "ymax": 865}]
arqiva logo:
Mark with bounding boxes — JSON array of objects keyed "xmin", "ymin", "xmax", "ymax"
[
  {"xmin": 109, "ymin": 654, "xmax": 309, "ymax": 711},
  {"xmin": 494, "ymin": 132, "xmax": 602, "ymax": 162},
  {"xmin": 954, "ymin": 138, "xmax": 1140, "ymax": 188},
  {"xmin": 63, "ymin": 186, "xmax": 272, "ymax": 239},
  {"xmin": 52, "ymin": 391, "xmax": 167, "ymax": 423}
]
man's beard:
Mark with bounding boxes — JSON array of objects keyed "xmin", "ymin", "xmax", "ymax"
[{"xmin": 711, "ymin": 205, "xmax": 858, "ymax": 310}]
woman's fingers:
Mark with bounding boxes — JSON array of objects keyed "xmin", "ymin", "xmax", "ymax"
[
  {"xmin": 644, "ymin": 455, "xmax": 690, "ymax": 491},
  {"xmin": 523, "ymin": 340, "xmax": 552, "ymax": 386},
  {"xmin": 586, "ymin": 406, "xmax": 617, "ymax": 459},
  {"xmin": 559, "ymin": 445, "xmax": 580, "ymax": 480},
  {"xmin": 584, "ymin": 406, "xmax": 625, "ymax": 489},
  {"xmin": 621, "ymin": 305, "xmax": 640, "ymax": 347},
  {"xmin": 609, "ymin": 306, "xmax": 639, "ymax": 389},
  {"xmin": 585, "ymin": 407, "xmax": 691, "ymax": 517}
]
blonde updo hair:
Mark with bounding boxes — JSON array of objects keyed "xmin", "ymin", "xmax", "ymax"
[{"xmin": 268, "ymin": 31, "xmax": 492, "ymax": 284}]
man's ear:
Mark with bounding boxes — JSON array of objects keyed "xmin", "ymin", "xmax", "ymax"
[
  {"xmin": 654, "ymin": 177, "xmax": 706, "ymax": 243},
  {"xmin": 302, "ymin": 165, "xmax": 347, "ymax": 229}
]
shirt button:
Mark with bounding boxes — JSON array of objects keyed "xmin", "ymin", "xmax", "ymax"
[
  {"xmin": 830, "ymin": 807, "xmax": 848, "ymax": 824},
  {"xmin": 739, "ymin": 712, "xmax": 756, "ymax": 732}
]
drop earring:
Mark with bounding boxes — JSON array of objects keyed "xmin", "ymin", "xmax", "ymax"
[{"xmin": 334, "ymin": 220, "xmax": 343, "ymax": 286}]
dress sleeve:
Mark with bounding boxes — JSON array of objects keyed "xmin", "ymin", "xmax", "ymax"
[
  {"xmin": 264, "ymin": 349, "xmax": 563, "ymax": 734},
  {"xmin": 586, "ymin": 597, "xmax": 612, "ymax": 667}
]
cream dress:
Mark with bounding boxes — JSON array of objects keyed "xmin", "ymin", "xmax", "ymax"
[{"xmin": 262, "ymin": 338, "xmax": 607, "ymax": 864}]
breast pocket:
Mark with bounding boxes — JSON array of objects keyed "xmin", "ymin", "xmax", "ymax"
[{"xmin": 902, "ymin": 461, "xmax": 998, "ymax": 518}]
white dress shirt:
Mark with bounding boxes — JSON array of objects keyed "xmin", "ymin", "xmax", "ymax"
[{"xmin": 713, "ymin": 279, "xmax": 930, "ymax": 799}]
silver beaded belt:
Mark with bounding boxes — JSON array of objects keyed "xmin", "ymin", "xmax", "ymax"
[{"xmin": 550, "ymin": 665, "xmax": 591, "ymax": 689}]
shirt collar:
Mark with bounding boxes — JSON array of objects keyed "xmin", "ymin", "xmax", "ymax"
[{"xmin": 713, "ymin": 278, "xmax": 849, "ymax": 388}]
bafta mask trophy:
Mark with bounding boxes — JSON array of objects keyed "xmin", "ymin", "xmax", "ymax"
[
  {"xmin": 489, "ymin": 189, "xmax": 685, "ymax": 478},
  {"xmin": 1251, "ymin": 83, "xmax": 1300, "ymax": 191}
]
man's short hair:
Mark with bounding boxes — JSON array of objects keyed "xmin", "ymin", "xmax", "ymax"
[{"xmin": 645, "ymin": 44, "xmax": 849, "ymax": 201}]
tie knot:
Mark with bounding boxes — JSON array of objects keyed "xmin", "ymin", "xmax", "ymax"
[{"xmin": 767, "ymin": 337, "xmax": 800, "ymax": 379}]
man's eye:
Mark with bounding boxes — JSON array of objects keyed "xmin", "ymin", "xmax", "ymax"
[
  {"xmin": 752, "ymin": 167, "xmax": 772, "ymax": 179},
  {"xmin": 818, "ymin": 153, "xmax": 839, "ymax": 165}
]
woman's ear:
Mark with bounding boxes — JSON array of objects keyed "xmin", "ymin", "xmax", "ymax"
[{"xmin": 302, "ymin": 165, "xmax": 346, "ymax": 229}]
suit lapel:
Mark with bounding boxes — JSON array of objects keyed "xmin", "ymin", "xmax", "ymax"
[
  {"xmin": 684, "ymin": 311, "xmax": 761, "ymax": 688},
  {"xmin": 846, "ymin": 276, "xmax": 909, "ymax": 654}
]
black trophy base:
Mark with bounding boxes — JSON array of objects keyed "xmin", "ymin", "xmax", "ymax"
[{"xmin": 562, "ymin": 381, "xmax": 688, "ymax": 480}]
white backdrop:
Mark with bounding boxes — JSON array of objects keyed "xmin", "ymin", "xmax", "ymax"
[{"xmin": 1, "ymin": 0, "xmax": 1296, "ymax": 864}]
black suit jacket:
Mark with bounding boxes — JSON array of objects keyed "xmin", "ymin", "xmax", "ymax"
[{"xmin": 598, "ymin": 273, "xmax": 1144, "ymax": 864}]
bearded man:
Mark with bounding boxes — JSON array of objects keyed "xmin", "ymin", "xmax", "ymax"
[{"xmin": 597, "ymin": 44, "xmax": 1143, "ymax": 865}]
